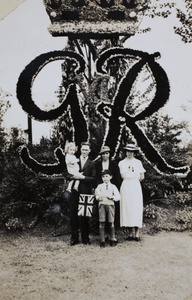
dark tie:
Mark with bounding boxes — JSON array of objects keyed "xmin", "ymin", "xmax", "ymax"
[{"xmin": 106, "ymin": 184, "xmax": 108, "ymax": 190}]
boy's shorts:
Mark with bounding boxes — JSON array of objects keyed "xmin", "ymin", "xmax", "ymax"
[{"xmin": 99, "ymin": 204, "xmax": 115, "ymax": 223}]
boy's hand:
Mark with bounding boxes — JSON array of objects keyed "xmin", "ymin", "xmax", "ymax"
[{"xmin": 98, "ymin": 197, "xmax": 108, "ymax": 201}]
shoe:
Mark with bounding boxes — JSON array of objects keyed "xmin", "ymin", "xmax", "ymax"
[
  {"xmin": 105, "ymin": 236, "xmax": 109, "ymax": 243},
  {"xmin": 135, "ymin": 237, "xmax": 141, "ymax": 242},
  {"xmin": 70, "ymin": 240, "xmax": 79, "ymax": 246},
  {"xmin": 110, "ymin": 240, "xmax": 117, "ymax": 247},
  {"xmin": 126, "ymin": 236, "xmax": 133, "ymax": 241},
  {"xmin": 82, "ymin": 239, "xmax": 91, "ymax": 245},
  {"xmin": 100, "ymin": 242, "xmax": 105, "ymax": 248}
]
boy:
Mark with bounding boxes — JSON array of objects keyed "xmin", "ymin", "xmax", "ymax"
[{"xmin": 95, "ymin": 169, "xmax": 120, "ymax": 247}]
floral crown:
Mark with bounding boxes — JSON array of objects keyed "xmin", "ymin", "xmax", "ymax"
[{"xmin": 43, "ymin": 0, "xmax": 146, "ymax": 37}]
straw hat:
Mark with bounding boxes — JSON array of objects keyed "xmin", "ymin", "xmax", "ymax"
[
  {"xmin": 123, "ymin": 144, "xmax": 138, "ymax": 152},
  {"xmin": 99, "ymin": 146, "xmax": 111, "ymax": 155}
]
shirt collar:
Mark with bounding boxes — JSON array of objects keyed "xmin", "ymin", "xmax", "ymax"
[{"xmin": 80, "ymin": 156, "xmax": 88, "ymax": 162}]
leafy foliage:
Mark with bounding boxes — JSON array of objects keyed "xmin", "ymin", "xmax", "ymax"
[
  {"xmin": 146, "ymin": 0, "xmax": 176, "ymax": 19},
  {"xmin": 143, "ymin": 190, "xmax": 192, "ymax": 233},
  {"xmin": 174, "ymin": 0, "xmax": 192, "ymax": 43},
  {"xmin": 145, "ymin": 0, "xmax": 192, "ymax": 43},
  {"xmin": 136, "ymin": 112, "xmax": 190, "ymax": 199},
  {"xmin": 0, "ymin": 131, "xmax": 70, "ymax": 231},
  {"xmin": 176, "ymin": 206, "xmax": 192, "ymax": 229},
  {"xmin": 0, "ymin": 96, "xmax": 11, "ymax": 182}
]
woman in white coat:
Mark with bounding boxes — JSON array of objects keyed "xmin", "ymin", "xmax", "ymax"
[{"xmin": 118, "ymin": 144, "xmax": 145, "ymax": 241}]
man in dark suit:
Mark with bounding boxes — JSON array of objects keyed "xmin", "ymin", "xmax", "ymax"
[{"xmin": 68, "ymin": 142, "xmax": 96, "ymax": 245}]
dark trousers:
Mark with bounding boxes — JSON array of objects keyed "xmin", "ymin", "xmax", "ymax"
[
  {"xmin": 69, "ymin": 190, "xmax": 90, "ymax": 243},
  {"xmin": 80, "ymin": 216, "xmax": 90, "ymax": 243},
  {"xmin": 69, "ymin": 190, "xmax": 79, "ymax": 242}
]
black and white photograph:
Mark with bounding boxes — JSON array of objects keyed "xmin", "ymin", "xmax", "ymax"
[{"xmin": 0, "ymin": 0, "xmax": 192, "ymax": 299}]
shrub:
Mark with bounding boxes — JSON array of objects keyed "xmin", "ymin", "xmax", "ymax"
[
  {"xmin": 176, "ymin": 206, "xmax": 192, "ymax": 230},
  {"xmin": 172, "ymin": 191, "xmax": 192, "ymax": 205},
  {"xmin": 143, "ymin": 203, "xmax": 158, "ymax": 219}
]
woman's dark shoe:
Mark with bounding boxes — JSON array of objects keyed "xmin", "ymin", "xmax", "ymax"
[
  {"xmin": 70, "ymin": 240, "xmax": 79, "ymax": 246},
  {"xmin": 126, "ymin": 236, "xmax": 133, "ymax": 241},
  {"xmin": 82, "ymin": 239, "xmax": 91, "ymax": 245},
  {"xmin": 105, "ymin": 236, "xmax": 109, "ymax": 243}
]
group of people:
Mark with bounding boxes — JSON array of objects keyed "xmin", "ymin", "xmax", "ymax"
[{"xmin": 63, "ymin": 141, "xmax": 146, "ymax": 247}]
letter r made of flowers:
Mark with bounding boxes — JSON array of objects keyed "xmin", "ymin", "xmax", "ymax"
[{"xmin": 96, "ymin": 48, "xmax": 189, "ymax": 176}]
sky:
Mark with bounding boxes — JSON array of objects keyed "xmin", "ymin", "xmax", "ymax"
[
  {"xmin": 0, "ymin": 0, "xmax": 192, "ymax": 144},
  {"xmin": 0, "ymin": 0, "xmax": 68, "ymax": 143}
]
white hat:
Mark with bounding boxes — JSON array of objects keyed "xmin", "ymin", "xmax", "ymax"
[{"xmin": 123, "ymin": 144, "xmax": 138, "ymax": 152}]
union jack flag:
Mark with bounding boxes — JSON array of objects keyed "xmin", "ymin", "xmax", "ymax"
[{"xmin": 78, "ymin": 194, "xmax": 95, "ymax": 217}]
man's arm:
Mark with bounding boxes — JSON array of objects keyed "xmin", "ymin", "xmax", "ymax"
[{"xmin": 82, "ymin": 161, "xmax": 96, "ymax": 184}]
